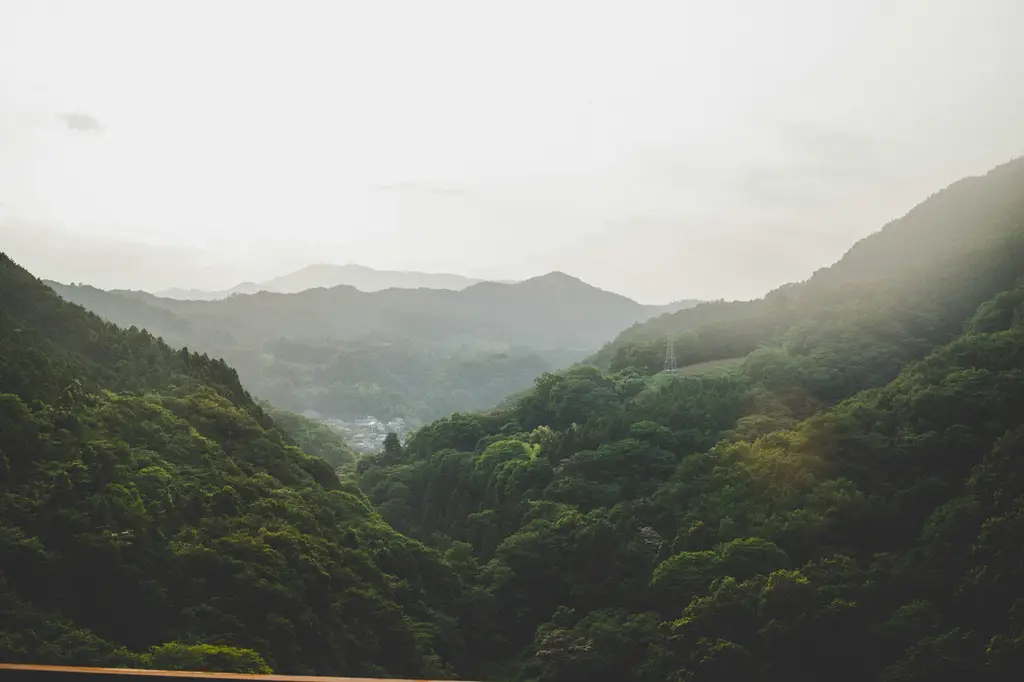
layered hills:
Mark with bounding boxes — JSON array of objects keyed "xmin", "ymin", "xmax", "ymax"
[
  {"xmin": 0, "ymin": 253, "xmax": 468, "ymax": 677},
  {"xmin": 3, "ymin": 157, "xmax": 1024, "ymax": 681},
  {"xmin": 353, "ymin": 157, "xmax": 1024, "ymax": 681},
  {"xmin": 155, "ymin": 263, "xmax": 490, "ymax": 300},
  {"xmin": 48, "ymin": 271, "xmax": 698, "ymax": 423}
]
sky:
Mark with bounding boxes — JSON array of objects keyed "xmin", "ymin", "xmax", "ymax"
[{"xmin": 1, "ymin": 0, "xmax": 1023, "ymax": 303}]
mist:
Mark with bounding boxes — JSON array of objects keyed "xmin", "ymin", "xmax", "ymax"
[{"xmin": 2, "ymin": 0, "xmax": 1023, "ymax": 302}]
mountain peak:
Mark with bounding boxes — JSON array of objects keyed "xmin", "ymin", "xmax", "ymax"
[
  {"xmin": 527, "ymin": 271, "xmax": 582, "ymax": 284},
  {"xmin": 512, "ymin": 271, "xmax": 640, "ymax": 306}
]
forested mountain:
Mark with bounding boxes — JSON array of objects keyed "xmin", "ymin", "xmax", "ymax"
[
  {"xmin": 48, "ymin": 272, "xmax": 695, "ymax": 422},
  {"xmin": 0, "ymin": 253, "xmax": 472, "ymax": 677},
  {"xmin": 592, "ymin": 158, "xmax": 1024, "ymax": 374},
  {"xmin": 352, "ymin": 157, "xmax": 1024, "ymax": 681},
  {"xmin": 6, "ymin": 156, "xmax": 1024, "ymax": 681},
  {"xmin": 156, "ymin": 263, "xmax": 489, "ymax": 300},
  {"xmin": 60, "ymin": 271, "xmax": 677, "ymax": 350}
]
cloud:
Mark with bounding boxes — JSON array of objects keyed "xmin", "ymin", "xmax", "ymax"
[{"xmin": 57, "ymin": 112, "xmax": 103, "ymax": 133}]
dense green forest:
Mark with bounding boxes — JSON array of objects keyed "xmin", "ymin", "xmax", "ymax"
[
  {"xmin": 48, "ymin": 273, "xmax": 694, "ymax": 423},
  {"xmin": 354, "ymin": 158, "xmax": 1024, "ymax": 680},
  {"xmin": 0, "ymin": 254, "xmax": 472, "ymax": 677},
  {"xmin": 2, "ymin": 156, "xmax": 1024, "ymax": 681}
]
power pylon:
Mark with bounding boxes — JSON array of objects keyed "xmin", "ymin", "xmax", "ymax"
[{"xmin": 663, "ymin": 335, "xmax": 677, "ymax": 372}]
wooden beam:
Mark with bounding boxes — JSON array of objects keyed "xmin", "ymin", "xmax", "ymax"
[{"xmin": 0, "ymin": 664, "xmax": 471, "ymax": 682}]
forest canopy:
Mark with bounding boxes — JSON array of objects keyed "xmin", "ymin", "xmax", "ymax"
[{"xmin": 2, "ymin": 157, "xmax": 1024, "ymax": 681}]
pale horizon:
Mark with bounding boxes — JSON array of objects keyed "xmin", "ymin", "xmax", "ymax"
[{"xmin": 2, "ymin": 0, "xmax": 1023, "ymax": 303}]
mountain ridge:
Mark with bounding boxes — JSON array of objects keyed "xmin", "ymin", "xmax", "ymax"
[
  {"xmin": 46, "ymin": 270, "xmax": 700, "ymax": 421},
  {"xmin": 54, "ymin": 271, "xmax": 699, "ymax": 350},
  {"xmin": 155, "ymin": 263, "xmax": 491, "ymax": 299},
  {"xmin": 352, "ymin": 154, "xmax": 1024, "ymax": 681},
  {"xmin": 591, "ymin": 155, "xmax": 1024, "ymax": 371},
  {"xmin": 6, "ymin": 156, "xmax": 1024, "ymax": 681},
  {"xmin": 0, "ymin": 251, "xmax": 469, "ymax": 676}
]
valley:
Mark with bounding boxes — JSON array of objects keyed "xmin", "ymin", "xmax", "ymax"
[
  {"xmin": 46, "ymin": 272, "xmax": 696, "ymax": 430},
  {"xmin": 3, "ymin": 4, "xmax": 1023, "ymax": 679},
  {"xmin": 3, "ymin": 157, "xmax": 1024, "ymax": 681}
]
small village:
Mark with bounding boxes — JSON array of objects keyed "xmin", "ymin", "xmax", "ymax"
[{"xmin": 317, "ymin": 415, "xmax": 409, "ymax": 453}]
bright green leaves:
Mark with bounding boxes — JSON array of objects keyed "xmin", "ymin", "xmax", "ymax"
[
  {"xmin": 652, "ymin": 538, "xmax": 790, "ymax": 609},
  {"xmin": 140, "ymin": 642, "xmax": 271, "ymax": 674}
]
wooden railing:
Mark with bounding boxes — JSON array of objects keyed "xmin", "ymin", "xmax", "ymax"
[{"xmin": 0, "ymin": 664, "xmax": 467, "ymax": 682}]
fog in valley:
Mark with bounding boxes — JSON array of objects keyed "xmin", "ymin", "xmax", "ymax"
[{"xmin": 4, "ymin": 2, "xmax": 1024, "ymax": 681}]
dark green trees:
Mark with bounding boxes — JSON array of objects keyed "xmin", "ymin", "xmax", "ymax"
[
  {"xmin": 354, "ymin": 159, "xmax": 1024, "ymax": 680},
  {"xmin": 0, "ymin": 253, "xmax": 467, "ymax": 677}
]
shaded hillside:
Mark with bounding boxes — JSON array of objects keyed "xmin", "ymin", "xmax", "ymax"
[
  {"xmin": 6, "ymin": 155, "xmax": 1024, "ymax": 682},
  {"xmin": 0, "ymin": 253, "xmax": 470, "ymax": 677},
  {"xmin": 49, "ymin": 272, "xmax": 688, "ymax": 422},
  {"xmin": 591, "ymin": 157, "xmax": 1024, "ymax": 373},
  {"xmin": 111, "ymin": 271, "xmax": 669, "ymax": 349},
  {"xmin": 353, "ymin": 157, "xmax": 1024, "ymax": 681}
]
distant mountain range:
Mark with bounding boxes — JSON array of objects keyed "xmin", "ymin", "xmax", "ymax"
[
  {"xmin": 46, "ymin": 270, "xmax": 700, "ymax": 421},
  {"xmin": 62, "ymin": 271, "xmax": 699, "ymax": 350},
  {"xmin": 155, "ymin": 263, "xmax": 497, "ymax": 299}
]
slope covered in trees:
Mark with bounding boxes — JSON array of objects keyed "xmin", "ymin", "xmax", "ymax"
[
  {"xmin": 54, "ymin": 271, "xmax": 684, "ymax": 352},
  {"xmin": 5, "ymin": 157, "xmax": 1024, "ymax": 682},
  {"xmin": 261, "ymin": 405, "xmax": 359, "ymax": 469},
  {"xmin": 354, "ymin": 158, "xmax": 1024, "ymax": 681},
  {"xmin": 592, "ymin": 158, "xmax": 1024, "ymax": 375},
  {"xmin": 0, "ymin": 253, "xmax": 475, "ymax": 677},
  {"xmin": 48, "ymin": 273, "xmax": 697, "ymax": 423}
]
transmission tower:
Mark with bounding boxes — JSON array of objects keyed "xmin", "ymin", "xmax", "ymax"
[{"xmin": 663, "ymin": 335, "xmax": 677, "ymax": 372}]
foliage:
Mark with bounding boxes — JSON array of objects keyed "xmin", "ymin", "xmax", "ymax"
[
  {"xmin": 263, "ymin": 405, "xmax": 358, "ymax": 468},
  {"xmin": 0, "ymin": 253, "xmax": 468, "ymax": 678},
  {"xmin": 355, "ymin": 158, "xmax": 1024, "ymax": 680},
  {"xmin": 47, "ymin": 272, "xmax": 691, "ymax": 423},
  {"xmin": 140, "ymin": 642, "xmax": 272, "ymax": 674},
  {"xmin": 6, "ymin": 156, "xmax": 1024, "ymax": 682}
]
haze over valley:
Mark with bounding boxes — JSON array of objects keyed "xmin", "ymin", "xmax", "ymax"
[
  {"xmin": 47, "ymin": 269, "xmax": 700, "ymax": 428},
  {"xmin": 154, "ymin": 263, "xmax": 493, "ymax": 300},
  {"xmin": 3, "ymin": 2, "xmax": 1024, "ymax": 681}
]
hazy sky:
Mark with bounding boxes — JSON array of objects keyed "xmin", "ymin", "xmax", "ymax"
[{"xmin": 2, "ymin": 0, "xmax": 1023, "ymax": 302}]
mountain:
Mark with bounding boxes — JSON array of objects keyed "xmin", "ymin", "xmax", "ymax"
[
  {"xmin": 644, "ymin": 298, "xmax": 704, "ymax": 317},
  {"xmin": 260, "ymin": 263, "xmax": 489, "ymax": 294},
  {"xmin": 354, "ymin": 156, "xmax": 1024, "ymax": 681},
  {"xmin": 155, "ymin": 263, "xmax": 490, "ymax": 300},
  {"xmin": 591, "ymin": 157, "xmax": 1024, "ymax": 373},
  {"xmin": 156, "ymin": 281, "xmax": 262, "ymax": 300},
  {"xmin": 6, "ymin": 156, "xmax": 1024, "ymax": 681},
  {"xmin": 0, "ymin": 252, "xmax": 470, "ymax": 677},
  {"xmin": 48, "ymin": 271, "xmax": 696, "ymax": 422},
  {"xmin": 62, "ymin": 271, "xmax": 690, "ymax": 351}
]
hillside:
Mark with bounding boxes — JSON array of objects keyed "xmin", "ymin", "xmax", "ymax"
[
  {"xmin": 89, "ymin": 271, "xmax": 672, "ymax": 349},
  {"xmin": 0, "ymin": 253, "xmax": 471, "ymax": 677},
  {"xmin": 156, "ymin": 263, "xmax": 489, "ymax": 300},
  {"xmin": 353, "ymin": 157, "xmax": 1024, "ymax": 681},
  {"xmin": 5, "ymin": 156, "xmax": 1024, "ymax": 681},
  {"xmin": 591, "ymin": 157, "xmax": 1024, "ymax": 373},
  {"xmin": 48, "ymin": 272, "xmax": 693, "ymax": 422}
]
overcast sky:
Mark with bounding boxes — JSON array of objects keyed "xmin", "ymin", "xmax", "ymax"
[{"xmin": 2, "ymin": 0, "xmax": 1023, "ymax": 302}]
